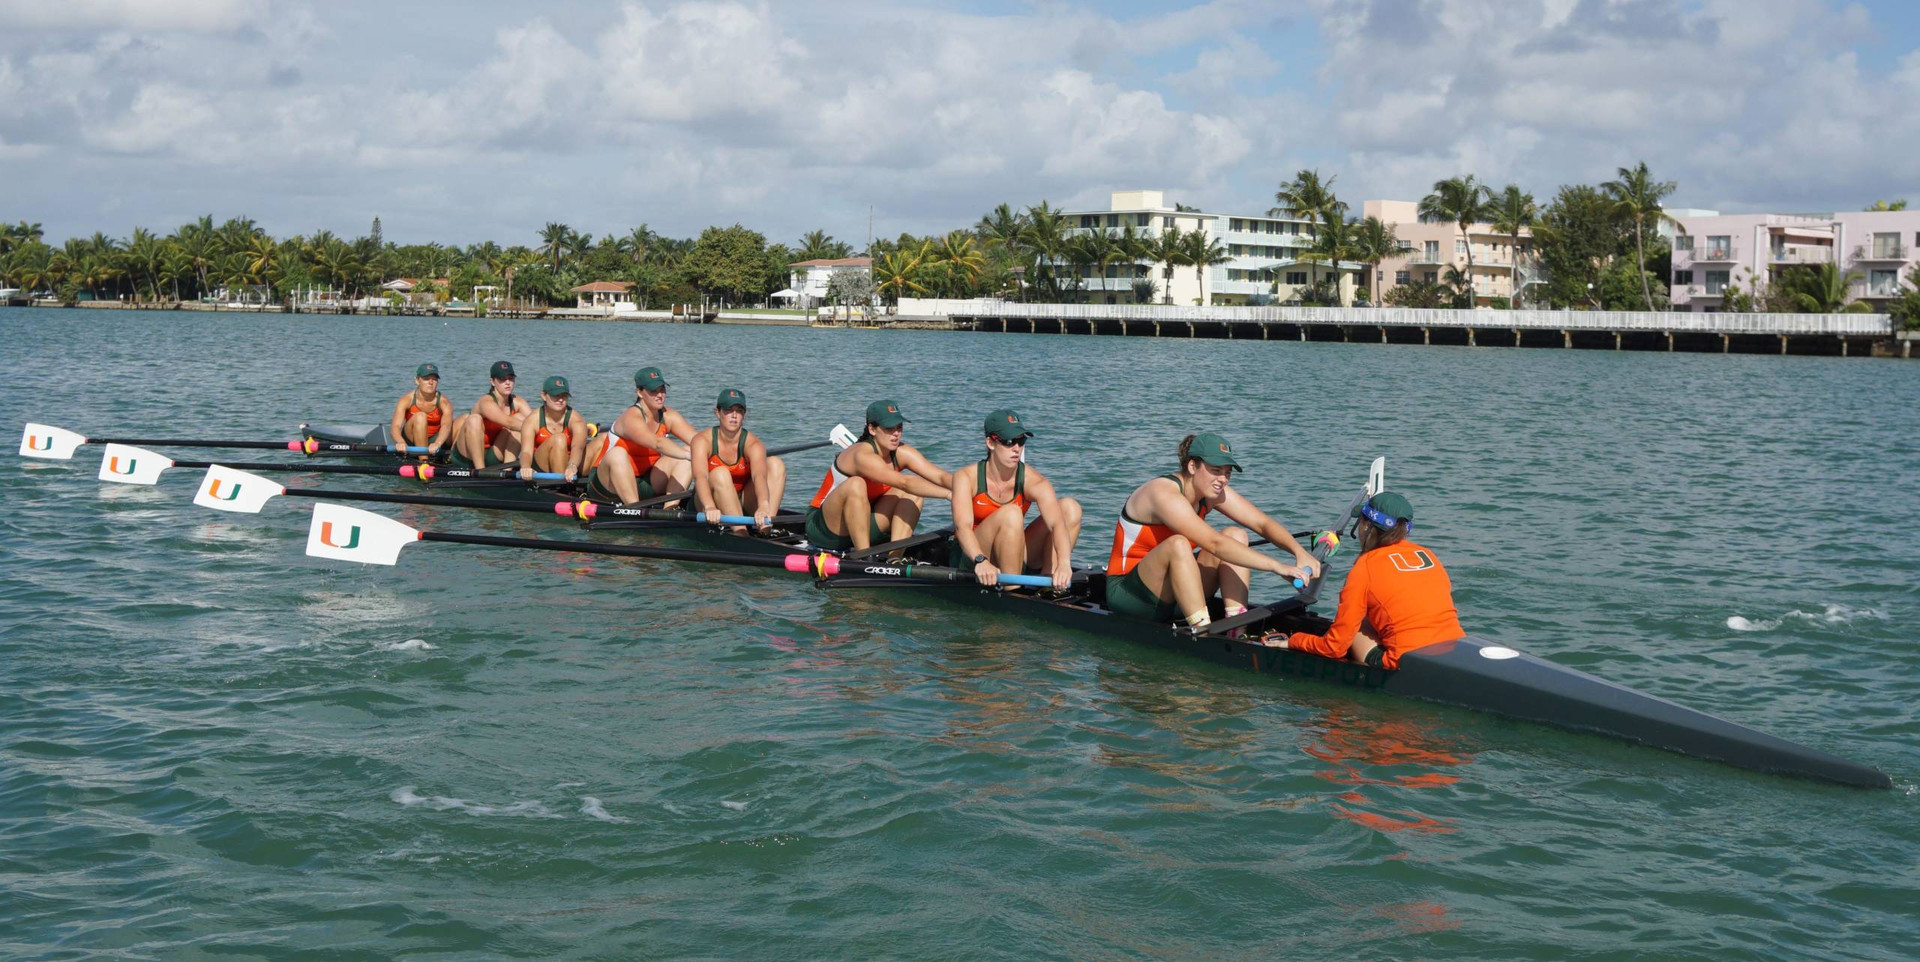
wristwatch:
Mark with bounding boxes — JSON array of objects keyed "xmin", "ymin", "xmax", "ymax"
[{"xmin": 972, "ymin": 554, "xmax": 988, "ymax": 565}]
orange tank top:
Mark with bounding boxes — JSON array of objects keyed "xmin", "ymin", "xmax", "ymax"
[
  {"xmin": 533, "ymin": 407, "xmax": 573, "ymax": 448},
  {"xmin": 969, "ymin": 460, "xmax": 1030, "ymax": 526},
  {"xmin": 407, "ymin": 391, "xmax": 444, "ymax": 432},
  {"xmin": 811, "ymin": 438, "xmax": 896, "ymax": 507},
  {"xmin": 1106, "ymin": 474, "xmax": 1210, "ymax": 576},
  {"xmin": 707, "ymin": 427, "xmax": 752, "ymax": 491},
  {"xmin": 616, "ymin": 406, "xmax": 671, "ymax": 472},
  {"xmin": 481, "ymin": 391, "xmax": 517, "ymax": 446}
]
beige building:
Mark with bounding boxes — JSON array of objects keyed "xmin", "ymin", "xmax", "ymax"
[{"xmin": 1363, "ymin": 200, "xmax": 1539, "ymax": 307}]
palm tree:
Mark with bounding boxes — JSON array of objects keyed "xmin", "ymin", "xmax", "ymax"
[
  {"xmin": 1299, "ymin": 217, "xmax": 1357, "ymax": 306},
  {"xmin": 874, "ymin": 241, "xmax": 933, "ymax": 304},
  {"xmin": 1602, "ymin": 162, "xmax": 1678, "ymax": 312},
  {"xmin": 539, "ymin": 222, "xmax": 573, "ymax": 275},
  {"xmin": 1270, "ymin": 169, "xmax": 1347, "ymax": 230},
  {"xmin": 1180, "ymin": 230, "xmax": 1232, "ymax": 305},
  {"xmin": 1774, "ymin": 264, "xmax": 1873, "ymax": 313},
  {"xmin": 974, "ymin": 203, "xmax": 1027, "ymax": 257},
  {"xmin": 933, "ymin": 230, "xmax": 985, "ymax": 297},
  {"xmin": 1147, "ymin": 227, "xmax": 1189, "ymax": 305},
  {"xmin": 1866, "ymin": 199, "xmax": 1909, "ymax": 212},
  {"xmin": 1419, "ymin": 175, "xmax": 1494, "ymax": 305},
  {"xmin": 1015, "ymin": 203, "xmax": 1070, "ymax": 300},
  {"xmin": 242, "ymin": 233, "xmax": 280, "ymax": 297},
  {"xmin": 1348, "ymin": 216, "xmax": 1401, "ymax": 306},
  {"xmin": 796, "ymin": 229, "xmax": 851, "ymax": 262},
  {"xmin": 1489, "ymin": 185, "xmax": 1539, "ymax": 308}
]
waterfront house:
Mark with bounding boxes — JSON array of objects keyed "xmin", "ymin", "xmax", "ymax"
[
  {"xmin": 1361, "ymin": 200, "xmax": 1539, "ymax": 308},
  {"xmin": 1667, "ymin": 209, "xmax": 1920, "ymax": 312},
  {"xmin": 571, "ymin": 281, "xmax": 637, "ymax": 310},
  {"xmin": 788, "ymin": 258, "xmax": 872, "ymax": 308}
]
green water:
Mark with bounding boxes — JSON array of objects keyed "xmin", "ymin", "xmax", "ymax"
[{"xmin": 1, "ymin": 308, "xmax": 1914, "ymax": 960}]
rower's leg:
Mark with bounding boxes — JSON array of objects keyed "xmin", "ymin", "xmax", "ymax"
[
  {"xmin": 708, "ymin": 467, "xmax": 747, "ymax": 531},
  {"xmin": 664, "ymin": 456, "xmax": 694, "ymax": 494},
  {"xmin": 1197, "ymin": 526, "xmax": 1251, "ymax": 611},
  {"xmin": 595, "ymin": 441, "xmax": 640, "ymax": 503},
  {"xmin": 1024, "ymin": 496, "xmax": 1083, "ymax": 571},
  {"xmin": 403, "ymin": 412, "xmax": 431, "ymax": 448},
  {"xmin": 534, "ymin": 434, "xmax": 569, "ymax": 472},
  {"xmin": 822, "ymin": 477, "xmax": 872, "ymax": 547},
  {"xmin": 873, "ymin": 492, "xmax": 923, "ymax": 545},
  {"xmin": 495, "ymin": 424, "xmax": 523, "ymax": 461},
  {"xmin": 449, "ymin": 414, "xmax": 479, "ymax": 465},
  {"xmin": 1133, "ymin": 535, "xmax": 1208, "ymax": 624},
  {"xmin": 763, "ymin": 456, "xmax": 787, "ymax": 512},
  {"xmin": 975, "ymin": 505, "xmax": 1024, "ymax": 571}
]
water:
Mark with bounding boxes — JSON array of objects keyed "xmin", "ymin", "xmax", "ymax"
[{"xmin": 2, "ymin": 308, "xmax": 1915, "ymax": 960}]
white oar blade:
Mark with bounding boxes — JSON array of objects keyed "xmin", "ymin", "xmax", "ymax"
[
  {"xmin": 1367, "ymin": 456, "xmax": 1386, "ymax": 496},
  {"xmin": 829, "ymin": 423, "xmax": 858, "ymax": 449},
  {"xmin": 305, "ymin": 503, "xmax": 421, "ymax": 566},
  {"xmin": 97, "ymin": 444, "xmax": 174, "ymax": 485},
  {"xmin": 194, "ymin": 465, "xmax": 286, "ymax": 513},
  {"xmin": 20, "ymin": 423, "xmax": 88, "ymax": 460}
]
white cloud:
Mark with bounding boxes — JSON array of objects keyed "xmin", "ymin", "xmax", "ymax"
[{"xmin": 0, "ymin": 0, "xmax": 272, "ymax": 32}]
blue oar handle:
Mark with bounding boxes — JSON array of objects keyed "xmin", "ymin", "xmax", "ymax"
[
  {"xmin": 389, "ymin": 444, "xmax": 430, "ymax": 454},
  {"xmin": 697, "ymin": 512, "xmax": 764, "ymax": 526},
  {"xmin": 995, "ymin": 572, "xmax": 1056, "ymax": 588}
]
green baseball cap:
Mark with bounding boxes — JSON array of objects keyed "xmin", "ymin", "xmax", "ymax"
[
  {"xmin": 985, "ymin": 409, "xmax": 1032, "ymax": 442},
  {"xmin": 1357, "ymin": 491, "xmax": 1415, "ymax": 528},
  {"xmin": 542, "ymin": 375, "xmax": 570, "ymax": 397},
  {"xmin": 416, "ymin": 363, "xmax": 440, "ymax": 378},
  {"xmin": 865, "ymin": 400, "xmax": 908, "ymax": 429},
  {"xmin": 634, "ymin": 366, "xmax": 668, "ymax": 391},
  {"xmin": 716, "ymin": 388, "xmax": 746, "ymax": 410},
  {"xmin": 1189, "ymin": 432, "xmax": 1241, "ymax": 470},
  {"xmin": 489, "ymin": 360, "xmax": 515, "ymax": 380}
]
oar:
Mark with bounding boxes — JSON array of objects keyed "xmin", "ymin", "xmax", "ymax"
[
  {"xmin": 94, "ymin": 444, "xmax": 446, "ymax": 486},
  {"xmin": 412, "ymin": 463, "xmax": 566, "ymax": 482},
  {"xmin": 555, "ymin": 501, "xmax": 804, "ymax": 526},
  {"xmin": 193, "ymin": 466, "xmax": 789, "ymax": 529},
  {"xmin": 21, "ymin": 423, "xmax": 425, "ymax": 460},
  {"xmin": 610, "ymin": 423, "xmax": 860, "ymax": 509},
  {"xmin": 304, "ymin": 503, "xmax": 1062, "ymax": 588}
]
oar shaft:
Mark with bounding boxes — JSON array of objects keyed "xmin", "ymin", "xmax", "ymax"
[
  {"xmin": 419, "ymin": 465, "xmax": 567, "ymax": 482},
  {"xmin": 417, "ymin": 530, "xmax": 799, "ymax": 569},
  {"xmin": 286, "ymin": 487, "xmax": 567, "ymax": 514},
  {"xmin": 764, "ymin": 438, "xmax": 833, "ymax": 457},
  {"xmin": 174, "ymin": 459, "xmax": 418, "ymax": 476},
  {"xmin": 811, "ymin": 555, "xmax": 1058, "ymax": 588},
  {"xmin": 92, "ymin": 437, "xmax": 427, "ymax": 455}
]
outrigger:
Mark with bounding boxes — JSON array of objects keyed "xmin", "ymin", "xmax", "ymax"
[{"xmin": 32, "ymin": 420, "xmax": 1895, "ymax": 789}]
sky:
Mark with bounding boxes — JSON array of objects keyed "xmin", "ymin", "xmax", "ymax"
[{"xmin": 2, "ymin": 0, "xmax": 1918, "ymax": 248}]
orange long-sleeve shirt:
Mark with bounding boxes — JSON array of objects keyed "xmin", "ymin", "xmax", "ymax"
[{"xmin": 1286, "ymin": 539, "xmax": 1464, "ymax": 670}]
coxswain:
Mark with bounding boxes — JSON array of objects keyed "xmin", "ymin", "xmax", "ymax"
[
  {"xmin": 516, "ymin": 375, "xmax": 587, "ymax": 482},
  {"xmin": 687, "ymin": 388, "xmax": 787, "ymax": 531},
  {"xmin": 447, "ymin": 360, "xmax": 531, "ymax": 467},
  {"xmin": 586, "ymin": 366, "xmax": 696, "ymax": 504},
  {"xmin": 947, "ymin": 409, "xmax": 1083, "ymax": 590},
  {"xmin": 1261, "ymin": 492, "xmax": 1464, "ymax": 668},
  {"xmin": 1104, "ymin": 433, "xmax": 1319, "ymax": 629},
  {"xmin": 389, "ymin": 363, "xmax": 454, "ymax": 458},
  {"xmin": 805, "ymin": 400, "xmax": 951, "ymax": 552}
]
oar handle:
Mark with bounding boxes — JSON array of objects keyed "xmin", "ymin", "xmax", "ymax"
[
  {"xmin": 556, "ymin": 503, "xmax": 799, "ymax": 526},
  {"xmin": 290, "ymin": 439, "xmax": 427, "ymax": 455},
  {"xmin": 794, "ymin": 554, "xmax": 1056, "ymax": 587}
]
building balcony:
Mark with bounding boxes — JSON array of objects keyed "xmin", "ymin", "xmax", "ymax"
[
  {"xmin": 1852, "ymin": 243, "xmax": 1910, "ymax": 262},
  {"xmin": 1690, "ymin": 247, "xmax": 1737, "ymax": 262},
  {"xmin": 1769, "ymin": 247, "xmax": 1832, "ymax": 265},
  {"xmin": 1856, "ymin": 284, "xmax": 1904, "ymax": 298},
  {"xmin": 1409, "ymin": 255, "xmax": 1447, "ymax": 265}
]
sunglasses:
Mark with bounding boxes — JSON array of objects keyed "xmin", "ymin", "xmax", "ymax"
[{"xmin": 992, "ymin": 435, "xmax": 1028, "ymax": 448}]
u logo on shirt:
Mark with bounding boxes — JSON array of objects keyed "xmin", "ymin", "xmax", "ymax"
[{"xmin": 1388, "ymin": 549, "xmax": 1435, "ymax": 572}]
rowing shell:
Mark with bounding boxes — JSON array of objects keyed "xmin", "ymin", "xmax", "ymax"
[{"xmin": 295, "ymin": 421, "xmax": 1894, "ymax": 789}]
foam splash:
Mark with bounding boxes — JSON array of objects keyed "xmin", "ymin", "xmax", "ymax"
[
  {"xmin": 391, "ymin": 786, "xmax": 559, "ymax": 818},
  {"xmin": 1726, "ymin": 604, "xmax": 1887, "ymax": 632},
  {"xmin": 721, "ymin": 799, "xmax": 749, "ymax": 812},
  {"xmin": 580, "ymin": 797, "xmax": 628, "ymax": 823},
  {"xmin": 386, "ymin": 638, "xmax": 435, "ymax": 652}
]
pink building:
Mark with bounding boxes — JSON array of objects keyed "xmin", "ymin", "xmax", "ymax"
[
  {"xmin": 1362, "ymin": 200, "xmax": 1538, "ymax": 308},
  {"xmin": 1670, "ymin": 210, "xmax": 1920, "ymax": 312}
]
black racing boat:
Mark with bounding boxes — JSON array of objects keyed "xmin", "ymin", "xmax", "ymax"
[{"xmin": 295, "ymin": 421, "xmax": 1892, "ymax": 789}]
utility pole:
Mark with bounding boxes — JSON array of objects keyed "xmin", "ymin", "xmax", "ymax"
[{"xmin": 867, "ymin": 205, "xmax": 873, "ymax": 254}]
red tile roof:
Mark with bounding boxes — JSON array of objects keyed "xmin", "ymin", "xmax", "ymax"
[
  {"xmin": 571, "ymin": 281, "xmax": 637, "ymax": 293},
  {"xmin": 790, "ymin": 257, "xmax": 872, "ymax": 268}
]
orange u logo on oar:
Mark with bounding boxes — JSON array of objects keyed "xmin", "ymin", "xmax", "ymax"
[
  {"xmin": 207, "ymin": 479, "xmax": 243, "ymax": 501},
  {"xmin": 318, "ymin": 522, "xmax": 361, "ymax": 549},
  {"xmin": 26, "ymin": 434, "xmax": 52, "ymax": 451},
  {"xmin": 107, "ymin": 456, "xmax": 137, "ymax": 475}
]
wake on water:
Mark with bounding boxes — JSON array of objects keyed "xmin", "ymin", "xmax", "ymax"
[{"xmin": 1725, "ymin": 604, "xmax": 1886, "ymax": 632}]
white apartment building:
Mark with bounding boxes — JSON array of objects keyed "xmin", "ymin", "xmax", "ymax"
[
  {"xmin": 786, "ymin": 257, "xmax": 873, "ymax": 307},
  {"xmin": 1668, "ymin": 209, "xmax": 1920, "ymax": 312},
  {"xmin": 1058, "ymin": 190, "xmax": 1359, "ymax": 306}
]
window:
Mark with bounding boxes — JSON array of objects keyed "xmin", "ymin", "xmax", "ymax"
[
  {"xmin": 1870, "ymin": 269, "xmax": 1898, "ymax": 295},
  {"xmin": 1078, "ymin": 215, "xmax": 1096, "ymax": 229},
  {"xmin": 1105, "ymin": 214, "xmax": 1118, "ymax": 228},
  {"xmin": 1286, "ymin": 271, "xmax": 1307, "ymax": 285},
  {"xmin": 1424, "ymin": 271, "xmax": 1438, "ymax": 283},
  {"xmin": 1674, "ymin": 270, "xmax": 1693, "ymax": 285},
  {"xmin": 1455, "ymin": 239, "xmax": 1467, "ymax": 254},
  {"xmin": 1705, "ymin": 270, "xmax": 1729, "ymax": 294},
  {"xmin": 1163, "ymin": 217, "xmax": 1176, "ymax": 230},
  {"xmin": 1423, "ymin": 241, "xmax": 1440, "ymax": 262},
  {"xmin": 1872, "ymin": 232, "xmax": 1901, "ymax": 258},
  {"xmin": 1675, "ymin": 234, "xmax": 1693, "ymax": 250},
  {"xmin": 1394, "ymin": 270, "xmax": 1410, "ymax": 285},
  {"xmin": 1136, "ymin": 213, "xmax": 1150, "ymax": 227},
  {"xmin": 1705, "ymin": 235, "xmax": 1731, "ymax": 258}
]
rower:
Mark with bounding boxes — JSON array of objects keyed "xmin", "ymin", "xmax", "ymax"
[
  {"xmin": 947, "ymin": 409, "xmax": 1082, "ymax": 591},
  {"xmin": 1262, "ymin": 492, "xmax": 1464, "ymax": 668},
  {"xmin": 389, "ymin": 363, "xmax": 454, "ymax": 459},
  {"xmin": 805, "ymin": 400, "xmax": 951, "ymax": 552},
  {"xmin": 586, "ymin": 366, "xmax": 696, "ymax": 504},
  {"xmin": 516, "ymin": 375, "xmax": 587, "ymax": 482},
  {"xmin": 1104, "ymin": 433, "xmax": 1319, "ymax": 629},
  {"xmin": 448, "ymin": 360, "xmax": 532, "ymax": 467},
  {"xmin": 686, "ymin": 388, "xmax": 787, "ymax": 532}
]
